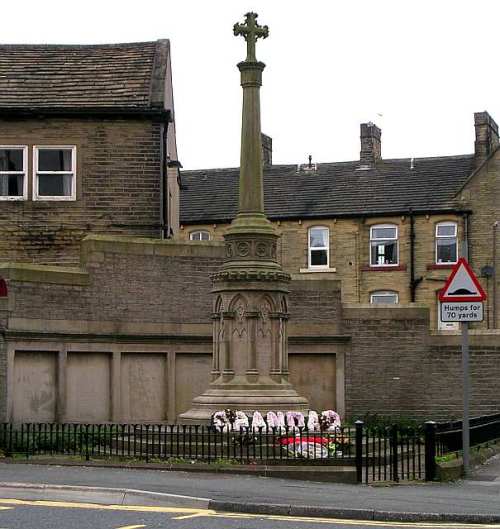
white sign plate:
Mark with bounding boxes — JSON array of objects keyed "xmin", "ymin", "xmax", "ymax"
[{"xmin": 440, "ymin": 302, "xmax": 484, "ymax": 322}]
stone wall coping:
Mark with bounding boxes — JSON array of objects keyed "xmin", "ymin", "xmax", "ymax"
[
  {"xmin": 0, "ymin": 263, "xmax": 89, "ymax": 286},
  {"xmin": 430, "ymin": 330, "xmax": 500, "ymax": 346},
  {"xmin": 342, "ymin": 303, "xmax": 429, "ymax": 320},
  {"xmin": 81, "ymin": 234, "xmax": 225, "ymax": 260},
  {"xmin": 7, "ymin": 318, "xmax": 212, "ymax": 336}
]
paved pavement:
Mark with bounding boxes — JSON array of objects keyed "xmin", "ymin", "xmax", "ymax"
[{"xmin": 0, "ymin": 455, "xmax": 499, "ymax": 522}]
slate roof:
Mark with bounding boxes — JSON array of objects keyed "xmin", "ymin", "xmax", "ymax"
[
  {"xmin": 180, "ymin": 155, "xmax": 475, "ymax": 224},
  {"xmin": 0, "ymin": 41, "xmax": 168, "ymax": 112}
]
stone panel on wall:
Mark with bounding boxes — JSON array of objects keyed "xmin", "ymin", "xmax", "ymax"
[
  {"xmin": 175, "ymin": 354, "xmax": 210, "ymax": 418},
  {"xmin": 12, "ymin": 351, "xmax": 57, "ymax": 422},
  {"xmin": 289, "ymin": 353, "xmax": 336, "ymax": 412},
  {"xmin": 121, "ymin": 353, "xmax": 167, "ymax": 422},
  {"xmin": 66, "ymin": 352, "xmax": 111, "ymax": 422}
]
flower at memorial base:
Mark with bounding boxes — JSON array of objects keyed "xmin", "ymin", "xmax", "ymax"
[
  {"xmin": 233, "ymin": 411, "xmax": 249, "ymax": 431},
  {"xmin": 278, "ymin": 436, "xmax": 329, "ymax": 459},
  {"xmin": 307, "ymin": 410, "xmax": 320, "ymax": 431},
  {"xmin": 252, "ymin": 411, "xmax": 266, "ymax": 432},
  {"xmin": 319, "ymin": 410, "xmax": 341, "ymax": 432}
]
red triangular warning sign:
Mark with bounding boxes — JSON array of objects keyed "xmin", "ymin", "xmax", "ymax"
[{"xmin": 439, "ymin": 258, "xmax": 487, "ymax": 302}]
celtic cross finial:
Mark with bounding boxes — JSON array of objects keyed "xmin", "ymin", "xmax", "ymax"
[{"xmin": 233, "ymin": 12, "xmax": 268, "ymax": 62}]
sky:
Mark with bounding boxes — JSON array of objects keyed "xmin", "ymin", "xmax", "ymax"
[{"xmin": 3, "ymin": 0, "xmax": 500, "ymax": 169}]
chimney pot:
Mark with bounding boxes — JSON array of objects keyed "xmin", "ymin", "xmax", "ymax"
[{"xmin": 360, "ymin": 122, "xmax": 382, "ymax": 168}]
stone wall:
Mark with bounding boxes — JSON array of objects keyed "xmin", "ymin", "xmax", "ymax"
[
  {"xmin": 0, "ymin": 118, "xmax": 163, "ymax": 265},
  {"xmin": 343, "ymin": 305, "xmax": 500, "ymax": 420},
  {"xmin": 1, "ymin": 234, "xmax": 498, "ymax": 423},
  {"xmin": 0, "ymin": 235, "xmax": 345, "ymax": 422}
]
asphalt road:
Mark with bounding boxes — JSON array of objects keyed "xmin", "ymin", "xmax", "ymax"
[
  {"xmin": 1, "ymin": 461, "xmax": 500, "ymax": 516},
  {"xmin": 0, "ymin": 499, "xmax": 497, "ymax": 529}
]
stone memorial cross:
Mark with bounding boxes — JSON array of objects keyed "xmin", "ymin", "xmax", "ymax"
[{"xmin": 233, "ymin": 12, "xmax": 269, "ymax": 62}]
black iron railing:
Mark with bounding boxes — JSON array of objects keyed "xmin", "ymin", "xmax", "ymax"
[
  {"xmin": 0, "ymin": 423, "xmax": 355, "ymax": 465},
  {"xmin": 2, "ymin": 415, "xmax": 497, "ymax": 483},
  {"xmin": 356, "ymin": 421, "xmax": 426, "ymax": 483},
  {"xmin": 435, "ymin": 413, "xmax": 500, "ymax": 456}
]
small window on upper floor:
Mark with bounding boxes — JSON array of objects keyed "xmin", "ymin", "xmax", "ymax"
[
  {"xmin": 435, "ymin": 222, "xmax": 457, "ymax": 264},
  {"xmin": 308, "ymin": 226, "xmax": 329, "ymax": 268},
  {"xmin": 33, "ymin": 146, "xmax": 76, "ymax": 201},
  {"xmin": 190, "ymin": 230, "xmax": 210, "ymax": 241},
  {"xmin": 370, "ymin": 290, "xmax": 399, "ymax": 304},
  {"xmin": 370, "ymin": 224, "xmax": 398, "ymax": 266},
  {"xmin": 0, "ymin": 146, "xmax": 27, "ymax": 200}
]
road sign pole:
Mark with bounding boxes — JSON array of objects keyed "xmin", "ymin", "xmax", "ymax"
[{"xmin": 461, "ymin": 321, "xmax": 470, "ymax": 477}]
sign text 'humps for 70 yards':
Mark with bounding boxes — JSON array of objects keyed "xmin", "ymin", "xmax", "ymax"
[{"xmin": 440, "ymin": 302, "xmax": 484, "ymax": 322}]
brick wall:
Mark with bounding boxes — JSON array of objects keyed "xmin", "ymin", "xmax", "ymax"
[
  {"xmin": 8, "ymin": 237, "xmax": 222, "ymax": 325},
  {"xmin": 2, "ymin": 236, "xmax": 499, "ymax": 422},
  {"xmin": 289, "ymin": 279, "xmax": 342, "ymax": 332},
  {"xmin": 0, "ymin": 118, "xmax": 162, "ymax": 265},
  {"xmin": 5, "ymin": 236, "xmax": 342, "ymax": 329},
  {"xmin": 343, "ymin": 305, "xmax": 500, "ymax": 420}
]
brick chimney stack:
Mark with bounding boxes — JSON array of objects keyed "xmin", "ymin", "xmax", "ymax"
[
  {"xmin": 360, "ymin": 122, "xmax": 382, "ymax": 167},
  {"xmin": 261, "ymin": 133, "xmax": 272, "ymax": 166},
  {"xmin": 474, "ymin": 111, "xmax": 499, "ymax": 165}
]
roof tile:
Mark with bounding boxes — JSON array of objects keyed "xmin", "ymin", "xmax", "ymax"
[{"xmin": 180, "ymin": 155, "xmax": 475, "ymax": 224}]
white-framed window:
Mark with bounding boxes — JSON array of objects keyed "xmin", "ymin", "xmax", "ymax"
[
  {"xmin": 190, "ymin": 230, "xmax": 210, "ymax": 241},
  {"xmin": 0, "ymin": 146, "xmax": 27, "ymax": 200},
  {"xmin": 370, "ymin": 290, "xmax": 399, "ymax": 304},
  {"xmin": 33, "ymin": 146, "xmax": 76, "ymax": 201},
  {"xmin": 308, "ymin": 226, "xmax": 329, "ymax": 268},
  {"xmin": 437, "ymin": 300, "xmax": 459, "ymax": 331},
  {"xmin": 435, "ymin": 222, "xmax": 458, "ymax": 264},
  {"xmin": 370, "ymin": 224, "xmax": 398, "ymax": 266}
]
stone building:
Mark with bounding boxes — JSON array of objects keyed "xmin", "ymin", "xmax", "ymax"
[
  {"xmin": 179, "ymin": 113, "xmax": 500, "ymax": 331},
  {"xmin": 0, "ymin": 41, "xmax": 180, "ymax": 265}
]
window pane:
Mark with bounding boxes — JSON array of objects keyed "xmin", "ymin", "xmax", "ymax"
[
  {"xmin": 0, "ymin": 174, "xmax": 23, "ymax": 197},
  {"xmin": 371, "ymin": 240, "xmax": 397, "ymax": 265},
  {"xmin": 38, "ymin": 174, "xmax": 72, "ymax": 196},
  {"xmin": 372, "ymin": 227, "xmax": 397, "ymax": 239},
  {"xmin": 311, "ymin": 249, "xmax": 327, "ymax": 266},
  {"xmin": 38, "ymin": 149, "xmax": 72, "ymax": 171},
  {"xmin": 310, "ymin": 228, "xmax": 328, "ymax": 248},
  {"xmin": 190, "ymin": 231, "xmax": 210, "ymax": 241},
  {"xmin": 437, "ymin": 238, "xmax": 457, "ymax": 263},
  {"xmin": 437, "ymin": 224, "xmax": 456, "ymax": 237},
  {"xmin": 371, "ymin": 294, "xmax": 398, "ymax": 304},
  {"xmin": 0, "ymin": 149, "xmax": 23, "ymax": 171}
]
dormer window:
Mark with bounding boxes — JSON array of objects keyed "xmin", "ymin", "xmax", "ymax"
[
  {"xmin": 370, "ymin": 224, "xmax": 398, "ymax": 266},
  {"xmin": 0, "ymin": 146, "xmax": 27, "ymax": 200},
  {"xmin": 190, "ymin": 230, "xmax": 210, "ymax": 241}
]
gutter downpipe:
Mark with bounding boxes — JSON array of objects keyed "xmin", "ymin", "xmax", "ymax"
[
  {"xmin": 409, "ymin": 209, "xmax": 422, "ymax": 302},
  {"xmin": 462, "ymin": 212, "xmax": 469, "ymax": 260},
  {"xmin": 494, "ymin": 221, "xmax": 498, "ymax": 328},
  {"xmin": 160, "ymin": 119, "xmax": 170, "ymax": 239}
]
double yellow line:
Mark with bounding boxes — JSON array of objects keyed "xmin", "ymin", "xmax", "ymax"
[{"xmin": 0, "ymin": 498, "xmax": 498, "ymax": 528}]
